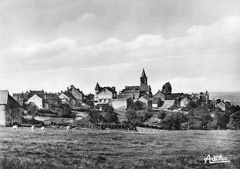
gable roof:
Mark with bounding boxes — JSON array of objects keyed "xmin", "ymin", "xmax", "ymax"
[
  {"xmin": 160, "ymin": 100, "xmax": 175, "ymax": 109},
  {"xmin": 9, "ymin": 95, "xmax": 22, "ymax": 108},
  {"xmin": 0, "ymin": 90, "xmax": 9, "ymax": 104},
  {"xmin": 117, "ymin": 93, "xmax": 134, "ymax": 99},
  {"xmin": 97, "ymin": 87, "xmax": 117, "ymax": 94},
  {"xmin": 35, "ymin": 93, "xmax": 60, "ymax": 100},
  {"xmin": 0, "ymin": 90, "xmax": 21, "ymax": 108},
  {"xmin": 153, "ymin": 90, "xmax": 165, "ymax": 98},
  {"xmin": 124, "ymin": 86, "xmax": 144, "ymax": 92},
  {"xmin": 27, "ymin": 90, "xmax": 45, "ymax": 99}
]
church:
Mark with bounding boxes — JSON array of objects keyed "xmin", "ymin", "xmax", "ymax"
[{"xmin": 118, "ymin": 69, "xmax": 152, "ymax": 100}]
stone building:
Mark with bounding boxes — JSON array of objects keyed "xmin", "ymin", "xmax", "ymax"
[
  {"xmin": 67, "ymin": 85, "xmax": 84, "ymax": 103},
  {"xmin": 0, "ymin": 90, "xmax": 22, "ymax": 126}
]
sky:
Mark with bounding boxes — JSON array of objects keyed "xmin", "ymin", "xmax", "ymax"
[{"xmin": 0, "ymin": 0, "xmax": 240, "ymax": 95}]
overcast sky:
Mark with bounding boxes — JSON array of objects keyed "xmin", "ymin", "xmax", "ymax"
[{"xmin": 0, "ymin": 0, "xmax": 240, "ymax": 95}]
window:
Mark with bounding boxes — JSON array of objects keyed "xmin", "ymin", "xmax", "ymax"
[
  {"xmin": 99, "ymin": 99, "xmax": 102, "ymax": 102},
  {"xmin": 104, "ymin": 99, "xmax": 107, "ymax": 102}
]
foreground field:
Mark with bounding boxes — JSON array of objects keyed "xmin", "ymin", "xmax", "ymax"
[{"xmin": 0, "ymin": 127, "xmax": 240, "ymax": 169}]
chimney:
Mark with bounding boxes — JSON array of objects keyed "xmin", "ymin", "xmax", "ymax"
[{"xmin": 67, "ymin": 87, "xmax": 69, "ymax": 91}]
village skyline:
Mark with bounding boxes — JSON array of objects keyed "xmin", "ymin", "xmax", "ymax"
[{"xmin": 3, "ymin": 67, "xmax": 240, "ymax": 96}]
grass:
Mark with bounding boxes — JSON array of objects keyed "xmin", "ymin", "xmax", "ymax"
[{"xmin": 0, "ymin": 127, "xmax": 240, "ymax": 168}]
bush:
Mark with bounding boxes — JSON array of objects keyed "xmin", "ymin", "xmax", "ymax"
[
  {"xmin": 89, "ymin": 110, "xmax": 104, "ymax": 124},
  {"xmin": 227, "ymin": 111, "xmax": 240, "ymax": 129},
  {"xmin": 127, "ymin": 99, "xmax": 146, "ymax": 111},
  {"xmin": 22, "ymin": 117, "xmax": 42, "ymax": 125},
  {"xmin": 125, "ymin": 110, "xmax": 153, "ymax": 127},
  {"xmin": 157, "ymin": 110, "xmax": 166, "ymax": 119},
  {"xmin": 57, "ymin": 104, "xmax": 74, "ymax": 118}
]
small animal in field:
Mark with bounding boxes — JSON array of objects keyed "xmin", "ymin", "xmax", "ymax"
[
  {"xmin": 66, "ymin": 126, "xmax": 71, "ymax": 131},
  {"xmin": 31, "ymin": 125, "xmax": 35, "ymax": 131},
  {"xmin": 40, "ymin": 126, "xmax": 46, "ymax": 132},
  {"xmin": 11, "ymin": 125, "xmax": 18, "ymax": 131}
]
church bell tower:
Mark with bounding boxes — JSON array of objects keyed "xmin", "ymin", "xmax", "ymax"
[{"xmin": 140, "ymin": 69, "xmax": 147, "ymax": 86}]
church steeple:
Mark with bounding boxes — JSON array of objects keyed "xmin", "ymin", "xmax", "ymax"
[
  {"xmin": 95, "ymin": 83, "xmax": 101, "ymax": 94},
  {"xmin": 140, "ymin": 69, "xmax": 147, "ymax": 86}
]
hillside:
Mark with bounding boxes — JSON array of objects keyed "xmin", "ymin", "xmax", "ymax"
[{"xmin": 210, "ymin": 91, "xmax": 240, "ymax": 106}]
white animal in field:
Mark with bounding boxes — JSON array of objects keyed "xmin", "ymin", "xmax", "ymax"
[
  {"xmin": 40, "ymin": 126, "xmax": 46, "ymax": 132},
  {"xmin": 31, "ymin": 125, "xmax": 35, "ymax": 131},
  {"xmin": 11, "ymin": 125, "xmax": 18, "ymax": 131},
  {"xmin": 66, "ymin": 126, "xmax": 70, "ymax": 131}
]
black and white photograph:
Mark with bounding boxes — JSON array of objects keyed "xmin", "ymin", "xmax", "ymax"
[{"xmin": 0, "ymin": 0, "xmax": 240, "ymax": 168}]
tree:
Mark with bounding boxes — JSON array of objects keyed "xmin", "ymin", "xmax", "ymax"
[
  {"xmin": 227, "ymin": 111, "xmax": 240, "ymax": 129},
  {"xmin": 125, "ymin": 110, "xmax": 153, "ymax": 127},
  {"xmin": 102, "ymin": 105, "xmax": 119, "ymax": 123},
  {"xmin": 89, "ymin": 110, "xmax": 105, "ymax": 124},
  {"xmin": 161, "ymin": 82, "xmax": 172, "ymax": 95},
  {"xmin": 160, "ymin": 112, "xmax": 188, "ymax": 130},
  {"xmin": 186, "ymin": 107, "xmax": 213, "ymax": 129},
  {"xmin": 58, "ymin": 104, "xmax": 73, "ymax": 117},
  {"xmin": 127, "ymin": 99, "xmax": 146, "ymax": 111}
]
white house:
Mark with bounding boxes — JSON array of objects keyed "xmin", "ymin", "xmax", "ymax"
[
  {"xmin": 94, "ymin": 83, "xmax": 117, "ymax": 105},
  {"xmin": 28, "ymin": 94, "xmax": 43, "ymax": 109}
]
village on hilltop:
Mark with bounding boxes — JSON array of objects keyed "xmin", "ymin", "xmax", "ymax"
[{"xmin": 0, "ymin": 69, "xmax": 234, "ymax": 128}]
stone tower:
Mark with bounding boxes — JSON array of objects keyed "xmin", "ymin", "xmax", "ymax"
[{"xmin": 140, "ymin": 69, "xmax": 147, "ymax": 86}]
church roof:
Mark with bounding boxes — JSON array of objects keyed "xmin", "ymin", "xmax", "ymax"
[{"xmin": 141, "ymin": 69, "xmax": 147, "ymax": 78}]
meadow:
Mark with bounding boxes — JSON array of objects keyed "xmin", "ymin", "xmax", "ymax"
[{"xmin": 0, "ymin": 127, "xmax": 240, "ymax": 169}]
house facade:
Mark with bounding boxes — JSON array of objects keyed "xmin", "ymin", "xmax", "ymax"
[
  {"xmin": 0, "ymin": 90, "xmax": 22, "ymax": 126},
  {"xmin": 28, "ymin": 94, "xmax": 43, "ymax": 109},
  {"xmin": 67, "ymin": 85, "xmax": 84, "ymax": 103},
  {"xmin": 59, "ymin": 92, "xmax": 78, "ymax": 108},
  {"xmin": 94, "ymin": 83, "xmax": 117, "ymax": 105}
]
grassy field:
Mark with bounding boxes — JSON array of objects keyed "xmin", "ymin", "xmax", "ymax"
[{"xmin": 0, "ymin": 127, "xmax": 240, "ymax": 169}]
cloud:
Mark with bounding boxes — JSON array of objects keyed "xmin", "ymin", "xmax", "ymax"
[
  {"xmin": 1, "ymin": 15, "xmax": 240, "ymax": 72},
  {"xmin": 1, "ymin": 14, "xmax": 240, "ymax": 93}
]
